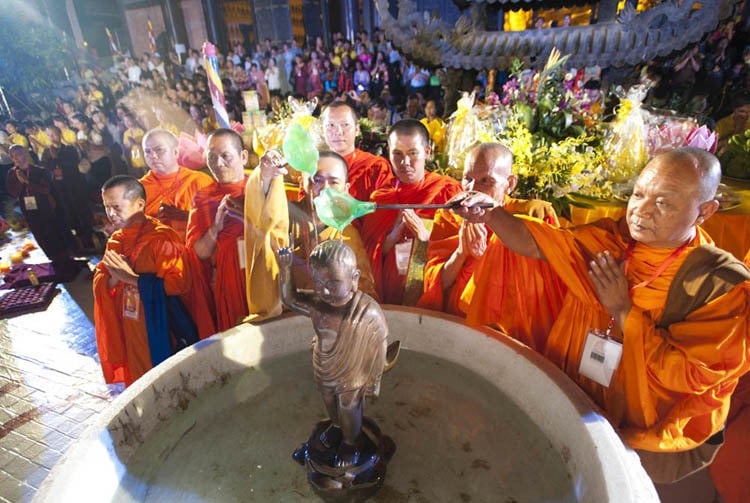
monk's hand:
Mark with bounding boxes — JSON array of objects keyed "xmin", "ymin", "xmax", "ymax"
[
  {"xmin": 401, "ymin": 209, "xmax": 430, "ymax": 242},
  {"xmin": 259, "ymin": 148, "xmax": 288, "ymax": 192},
  {"xmin": 524, "ymin": 199, "xmax": 556, "ymax": 221},
  {"xmin": 102, "ymin": 249, "xmax": 138, "ymax": 286},
  {"xmin": 588, "ymin": 250, "xmax": 631, "ymax": 329},
  {"xmin": 214, "ymin": 195, "xmax": 231, "ymax": 230},
  {"xmin": 14, "ymin": 168, "xmax": 28, "ymax": 185},
  {"xmin": 158, "ymin": 203, "xmax": 188, "ymax": 221},
  {"xmin": 460, "ymin": 221, "xmax": 487, "ymax": 259},
  {"xmin": 451, "ymin": 191, "xmax": 496, "ymax": 223}
]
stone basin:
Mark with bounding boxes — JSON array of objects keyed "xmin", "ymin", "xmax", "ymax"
[{"xmin": 35, "ymin": 307, "xmax": 657, "ymax": 502}]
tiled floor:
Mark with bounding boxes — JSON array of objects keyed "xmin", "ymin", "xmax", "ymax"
[{"xmin": 0, "ymin": 232, "xmax": 119, "ymax": 503}]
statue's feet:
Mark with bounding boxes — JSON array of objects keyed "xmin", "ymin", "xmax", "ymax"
[
  {"xmin": 335, "ymin": 442, "xmax": 360, "ymax": 468},
  {"xmin": 319, "ymin": 423, "xmax": 342, "ymax": 449}
]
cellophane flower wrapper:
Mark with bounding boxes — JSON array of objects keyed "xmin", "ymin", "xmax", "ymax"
[{"xmin": 603, "ymin": 85, "xmax": 649, "ymax": 182}]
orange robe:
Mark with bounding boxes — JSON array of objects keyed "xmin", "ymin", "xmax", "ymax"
[
  {"xmin": 708, "ymin": 248, "xmax": 750, "ymax": 503},
  {"xmin": 93, "ymin": 216, "xmax": 191, "ymax": 386},
  {"xmin": 526, "ymin": 217, "xmax": 750, "ymax": 453},
  {"xmin": 343, "ymin": 148, "xmax": 393, "ymax": 202},
  {"xmin": 187, "ymin": 177, "xmax": 248, "ymax": 332},
  {"xmin": 140, "ymin": 166, "xmax": 214, "ymax": 240},
  {"xmin": 418, "ymin": 199, "xmax": 566, "ymax": 352},
  {"xmin": 360, "ymin": 172, "xmax": 461, "ymax": 304}
]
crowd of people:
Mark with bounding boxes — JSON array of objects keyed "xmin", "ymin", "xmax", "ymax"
[{"xmin": 0, "ymin": 20, "xmax": 749, "ymax": 503}]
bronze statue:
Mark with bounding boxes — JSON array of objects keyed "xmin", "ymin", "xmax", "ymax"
[{"xmin": 278, "ymin": 239, "xmax": 398, "ymax": 500}]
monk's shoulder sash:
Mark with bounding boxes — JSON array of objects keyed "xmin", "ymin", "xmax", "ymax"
[{"xmin": 658, "ymin": 245, "xmax": 750, "ymax": 329}]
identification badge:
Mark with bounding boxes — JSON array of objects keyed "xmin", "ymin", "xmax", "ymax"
[
  {"xmin": 123, "ymin": 284, "xmax": 140, "ymax": 320},
  {"xmin": 394, "ymin": 239, "xmax": 413, "ymax": 276},
  {"xmin": 53, "ymin": 167, "xmax": 63, "ymax": 180},
  {"xmin": 237, "ymin": 238, "xmax": 246, "ymax": 270},
  {"xmin": 578, "ymin": 329, "xmax": 622, "ymax": 387},
  {"xmin": 23, "ymin": 196, "xmax": 38, "ymax": 210}
]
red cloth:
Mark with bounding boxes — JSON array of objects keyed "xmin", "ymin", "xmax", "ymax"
[
  {"xmin": 93, "ymin": 216, "xmax": 191, "ymax": 385},
  {"xmin": 186, "ymin": 178, "xmax": 248, "ymax": 332},
  {"xmin": 140, "ymin": 166, "xmax": 214, "ymax": 240},
  {"xmin": 343, "ymin": 149, "xmax": 393, "ymax": 203},
  {"xmin": 360, "ymin": 172, "xmax": 461, "ymax": 304}
]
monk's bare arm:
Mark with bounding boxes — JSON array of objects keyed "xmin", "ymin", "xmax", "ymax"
[
  {"xmin": 194, "ymin": 195, "xmax": 230, "ymax": 259},
  {"xmin": 455, "ymin": 194, "xmax": 544, "ymax": 260},
  {"xmin": 193, "ymin": 225, "xmax": 219, "ymax": 259}
]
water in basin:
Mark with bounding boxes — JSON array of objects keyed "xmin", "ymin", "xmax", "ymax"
[{"xmin": 113, "ymin": 349, "xmax": 576, "ymax": 502}]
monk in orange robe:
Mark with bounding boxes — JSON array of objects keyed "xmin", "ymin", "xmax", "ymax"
[
  {"xmin": 288, "ymin": 150, "xmax": 377, "ymax": 299},
  {"xmin": 139, "ymin": 128, "xmax": 213, "ymax": 241},
  {"xmin": 93, "ymin": 176, "xmax": 196, "ymax": 386},
  {"xmin": 456, "ymin": 147, "xmax": 750, "ymax": 484},
  {"xmin": 708, "ymin": 248, "xmax": 750, "ymax": 503},
  {"xmin": 359, "ymin": 119, "xmax": 461, "ymax": 304},
  {"xmin": 187, "ymin": 129, "xmax": 288, "ymax": 332},
  {"xmin": 418, "ymin": 143, "xmax": 565, "ymax": 352},
  {"xmin": 321, "ymin": 101, "xmax": 392, "ymax": 202}
]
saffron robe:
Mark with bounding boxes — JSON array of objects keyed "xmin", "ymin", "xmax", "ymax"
[
  {"xmin": 243, "ymin": 169, "xmax": 289, "ymax": 322},
  {"xmin": 140, "ymin": 166, "xmax": 213, "ymax": 241},
  {"xmin": 526, "ymin": 217, "xmax": 750, "ymax": 453},
  {"xmin": 419, "ymin": 200, "xmax": 566, "ymax": 352},
  {"xmin": 187, "ymin": 177, "xmax": 249, "ymax": 332},
  {"xmin": 709, "ymin": 249, "xmax": 750, "ymax": 503},
  {"xmin": 343, "ymin": 149, "xmax": 393, "ymax": 203},
  {"xmin": 360, "ymin": 172, "xmax": 461, "ymax": 304},
  {"xmin": 289, "ymin": 199, "xmax": 378, "ymax": 300},
  {"xmin": 93, "ymin": 216, "xmax": 191, "ymax": 386}
]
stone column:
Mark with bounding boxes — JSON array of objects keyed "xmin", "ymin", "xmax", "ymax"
[
  {"xmin": 201, "ymin": 0, "xmax": 228, "ymax": 50},
  {"xmin": 161, "ymin": 0, "xmax": 189, "ymax": 52}
]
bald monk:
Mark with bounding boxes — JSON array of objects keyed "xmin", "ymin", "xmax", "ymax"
[
  {"xmin": 93, "ymin": 176, "xmax": 200, "ymax": 386},
  {"xmin": 418, "ymin": 143, "xmax": 565, "ymax": 352},
  {"xmin": 359, "ymin": 119, "xmax": 461, "ymax": 305},
  {"xmin": 709, "ymin": 247, "xmax": 750, "ymax": 503},
  {"xmin": 288, "ymin": 150, "xmax": 378, "ymax": 299},
  {"xmin": 321, "ymin": 101, "xmax": 392, "ymax": 202},
  {"xmin": 187, "ymin": 129, "xmax": 288, "ymax": 331},
  {"xmin": 139, "ymin": 128, "xmax": 213, "ymax": 241},
  {"xmin": 457, "ymin": 147, "xmax": 750, "ymax": 484}
]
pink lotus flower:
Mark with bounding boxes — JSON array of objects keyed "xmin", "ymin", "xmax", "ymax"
[{"xmin": 685, "ymin": 125, "xmax": 717, "ymax": 153}]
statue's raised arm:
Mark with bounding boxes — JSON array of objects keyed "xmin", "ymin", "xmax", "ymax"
[{"xmin": 277, "ymin": 247, "xmax": 313, "ymax": 316}]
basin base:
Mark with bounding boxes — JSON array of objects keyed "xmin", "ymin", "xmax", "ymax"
[{"xmin": 293, "ymin": 416, "xmax": 395, "ymax": 502}]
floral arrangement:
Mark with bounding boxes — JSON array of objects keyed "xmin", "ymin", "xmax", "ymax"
[{"xmin": 441, "ymin": 49, "xmax": 718, "ymax": 216}]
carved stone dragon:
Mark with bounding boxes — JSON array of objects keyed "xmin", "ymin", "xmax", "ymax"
[{"xmin": 373, "ymin": 0, "xmax": 735, "ymax": 70}]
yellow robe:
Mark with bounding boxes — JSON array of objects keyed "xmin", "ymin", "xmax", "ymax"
[{"xmin": 243, "ymin": 169, "xmax": 290, "ymax": 322}]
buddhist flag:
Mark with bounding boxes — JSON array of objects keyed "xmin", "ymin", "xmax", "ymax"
[
  {"xmin": 147, "ymin": 18, "xmax": 157, "ymax": 54},
  {"xmin": 202, "ymin": 41, "xmax": 230, "ymax": 129},
  {"xmin": 105, "ymin": 27, "xmax": 119, "ymax": 54}
]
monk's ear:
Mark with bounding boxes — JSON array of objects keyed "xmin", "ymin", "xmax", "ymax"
[
  {"xmin": 506, "ymin": 174, "xmax": 518, "ymax": 194},
  {"xmin": 696, "ymin": 199, "xmax": 720, "ymax": 225},
  {"xmin": 240, "ymin": 148, "xmax": 249, "ymax": 167},
  {"xmin": 351, "ymin": 268, "xmax": 361, "ymax": 290}
]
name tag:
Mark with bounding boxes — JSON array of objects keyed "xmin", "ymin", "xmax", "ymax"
[
  {"xmin": 24, "ymin": 196, "xmax": 38, "ymax": 210},
  {"xmin": 123, "ymin": 284, "xmax": 140, "ymax": 320},
  {"xmin": 237, "ymin": 238, "xmax": 246, "ymax": 270},
  {"xmin": 394, "ymin": 239, "xmax": 412, "ymax": 276},
  {"xmin": 578, "ymin": 329, "xmax": 622, "ymax": 387}
]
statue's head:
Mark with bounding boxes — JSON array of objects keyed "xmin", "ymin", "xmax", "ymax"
[{"xmin": 309, "ymin": 240, "xmax": 361, "ymax": 307}]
